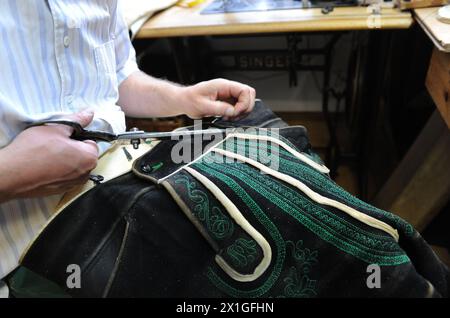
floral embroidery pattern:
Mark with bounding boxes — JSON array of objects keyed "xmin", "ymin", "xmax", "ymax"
[
  {"xmin": 175, "ymin": 174, "xmax": 234, "ymax": 239},
  {"xmin": 282, "ymin": 240, "xmax": 319, "ymax": 298},
  {"xmin": 227, "ymin": 238, "xmax": 258, "ymax": 269},
  {"xmin": 283, "ymin": 266, "xmax": 318, "ymax": 298}
]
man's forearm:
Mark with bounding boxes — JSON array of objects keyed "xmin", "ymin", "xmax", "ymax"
[
  {"xmin": 117, "ymin": 71, "xmax": 185, "ymax": 118},
  {"xmin": 117, "ymin": 71, "xmax": 256, "ymax": 120}
]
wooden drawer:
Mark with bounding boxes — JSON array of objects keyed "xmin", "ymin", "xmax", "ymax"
[{"xmin": 426, "ymin": 47, "xmax": 450, "ymax": 128}]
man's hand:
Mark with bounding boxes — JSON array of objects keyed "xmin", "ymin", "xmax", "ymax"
[
  {"xmin": 0, "ymin": 110, "xmax": 99, "ymax": 203},
  {"xmin": 180, "ymin": 79, "xmax": 256, "ymax": 120},
  {"xmin": 118, "ymin": 72, "xmax": 257, "ymax": 120}
]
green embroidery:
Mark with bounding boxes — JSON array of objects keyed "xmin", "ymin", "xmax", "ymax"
[
  {"xmin": 220, "ymin": 138, "xmax": 414, "ymax": 238},
  {"xmin": 281, "ymin": 241, "xmax": 319, "ymax": 298},
  {"xmin": 286, "ymin": 240, "xmax": 319, "ymax": 269},
  {"xmin": 174, "ymin": 171, "xmax": 267, "ymax": 281},
  {"xmin": 194, "ymin": 163, "xmax": 286, "ymax": 298},
  {"xmin": 166, "ymin": 132, "xmax": 412, "ymax": 297},
  {"xmin": 204, "ymin": 160, "xmax": 409, "ymax": 266},
  {"xmin": 227, "ymin": 238, "xmax": 258, "ymax": 269},
  {"xmin": 229, "ymin": 129, "xmax": 301, "ymax": 152},
  {"xmin": 278, "ymin": 158, "xmax": 414, "ymax": 238},
  {"xmin": 283, "ymin": 266, "xmax": 317, "ymax": 298},
  {"xmin": 233, "ymin": 162, "xmax": 398, "ymax": 250},
  {"xmin": 223, "ymin": 134, "xmax": 322, "ymax": 166},
  {"xmin": 174, "ymin": 174, "xmax": 234, "ymax": 240}
]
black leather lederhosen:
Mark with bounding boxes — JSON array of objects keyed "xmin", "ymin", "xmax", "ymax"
[{"xmin": 20, "ymin": 101, "xmax": 450, "ymax": 297}]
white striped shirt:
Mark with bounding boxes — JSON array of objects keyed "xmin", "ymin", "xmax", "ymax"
[{"xmin": 0, "ymin": 0, "xmax": 138, "ymax": 279}]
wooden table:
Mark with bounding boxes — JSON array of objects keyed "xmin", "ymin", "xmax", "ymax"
[
  {"xmin": 136, "ymin": 1, "xmax": 413, "ymax": 39},
  {"xmin": 414, "ymin": 7, "xmax": 450, "ymax": 52}
]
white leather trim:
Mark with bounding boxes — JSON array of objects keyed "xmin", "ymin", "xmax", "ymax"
[
  {"xmin": 184, "ymin": 166, "xmax": 272, "ymax": 282},
  {"xmin": 159, "ymin": 130, "xmax": 329, "ymax": 183},
  {"xmin": 230, "ymin": 132, "xmax": 330, "ymax": 174},
  {"xmin": 212, "ymin": 148, "xmax": 399, "ymax": 241}
]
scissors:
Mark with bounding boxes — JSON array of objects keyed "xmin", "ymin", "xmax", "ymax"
[{"xmin": 26, "ymin": 118, "xmax": 228, "ymax": 150}]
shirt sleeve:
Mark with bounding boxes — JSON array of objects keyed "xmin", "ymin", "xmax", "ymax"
[{"xmin": 113, "ymin": 1, "xmax": 139, "ymax": 85}]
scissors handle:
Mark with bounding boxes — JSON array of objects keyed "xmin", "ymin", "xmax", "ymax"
[{"xmin": 26, "ymin": 120, "xmax": 117, "ymax": 142}]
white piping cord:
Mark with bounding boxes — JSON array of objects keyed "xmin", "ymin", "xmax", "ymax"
[
  {"xmin": 184, "ymin": 166, "xmax": 272, "ymax": 282},
  {"xmin": 159, "ymin": 131, "xmax": 329, "ymax": 183},
  {"xmin": 230, "ymin": 133, "xmax": 330, "ymax": 174},
  {"xmin": 211, "ymin": 148, "xmax": 400, "ymax": 241},
  {"xmin": 158, "ymin": 133, "xmax": 234, "ymax": 183}
]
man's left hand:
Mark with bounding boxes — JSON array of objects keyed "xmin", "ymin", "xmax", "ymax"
[{"xmin": 180, "ymin": 79, "xmax": 256, "ymax": 120}]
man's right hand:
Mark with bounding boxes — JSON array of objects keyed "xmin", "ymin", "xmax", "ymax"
[{"xmin": 0, "ymin": 110, "xmax": 99, "ymax": 203}]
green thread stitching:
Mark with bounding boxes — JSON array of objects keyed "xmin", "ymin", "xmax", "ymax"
[
  {"xmin": 277, "ymin": 157, "xmax": 413, "ymax": 237},
  {"xmin": 205, "ymin": 161, "xmax": 409, "ymax": 266},
  {"xmin": 227, "ymin": 238, "xmax": 258, "ymax": 269},
  {"xmin": 174, "ymin": 174, "xmax": 234, "ymax": 240},
  {"xmin": 220, "ymin": 138, "xmax": 414, "ymax": 238},
  {"xmin": 220, "ymin": 161, "xmax": 409, "ymax": 263},
  {"xmin": 286, "ymin": 240, "xmax": 319, "ymax": 268},
  {"xmin": 229, "ymin": 161, "xmax": 398, "ymax": 250},
  {"xmin": 283, "ymin": 266, "xmax": 318, "ymax": 298},
  {"xmin": 281, "ymin": 240, "xmax": 319, "ymax": 298},
  {"xmin": 193, "ymin": 163, "xmax": 286, "ymax": 298},
  {"xmin": 206, "ymin": 147, "xmax": 404, "ymax": 254}
]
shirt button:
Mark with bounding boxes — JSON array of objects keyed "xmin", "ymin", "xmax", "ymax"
[
  {"xmin": 67, "ymin": 18, "xmax": 77, "ymax": 29},
  {"xmin": 67, "ymin": 95, "xmax": 74, "ymax": 104},
  {"xmin": 63, "ymin": 36, "xmax": 70, "ymax": 48}
]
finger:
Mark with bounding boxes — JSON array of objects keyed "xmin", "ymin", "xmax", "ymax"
[
  {"xmin": 67, "ymin": 138, "xmax": 99, "ymax": 158},
  {"xmin": 207, "ymin": 100, "xmax": 236, "ymax": 118},
  {"xmin": 49, "ymin": 109, "xmax": 96, "ymax": 137},
  {"xmin": 230, "ymin": 113, "xmax": 249, "ymax": 122},
  {"xmin": 247, "ymin": 88, "xmax": 256, "ymax": 114},
  {"xmin": 46, "ymin": 121, "xmax": 74, "ymax": 137},
  {"xmin": 65, "ymin": 139, "xmax": 98, "ymax": 173},
  {"xmin": 63, "ymin": 109, "xmax": 95, "ymax": 128},
  {"xmin": 233, "ymin": 87, "xmax": 254, "ymax": 117},
  {"xmin": 82, "ymin": 140, "xmax": 99, "ymax": 157},
  {"xmin": 217, "ymin": 81, "xmax": 253, "ymax": 117}
]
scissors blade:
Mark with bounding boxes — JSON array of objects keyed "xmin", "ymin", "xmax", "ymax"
[{"xmin": 115, "ymin": 128, "xmax": 228, "ymax": 142}]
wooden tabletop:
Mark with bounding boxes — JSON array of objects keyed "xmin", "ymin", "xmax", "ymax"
[
  {"xmin": 414, "ymin": 7, "xmax": 450, "ymax": 52},
  {"xmin": 136, "ymin": 1, "xmax": 413, "ymax": 39}
]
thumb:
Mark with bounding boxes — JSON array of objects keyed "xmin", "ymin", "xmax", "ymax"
[{"xmin": 65, "ymin": 109, "xmax": 95, "ymax": 128}]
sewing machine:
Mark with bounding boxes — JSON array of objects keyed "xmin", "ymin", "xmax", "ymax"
[{"xmin": 201, "ymin": 0, "xmax": 359, "ymax": 14}]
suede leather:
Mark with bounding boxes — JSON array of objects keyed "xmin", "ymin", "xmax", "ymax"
[{"xmin": 20, "ymin": 101, "xmax": 450, "ymax": 298}]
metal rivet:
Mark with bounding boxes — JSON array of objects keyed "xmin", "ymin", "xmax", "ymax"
[{"xmin": 141, "ymin": 164, "xmax": 153, "ymax": 174}]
